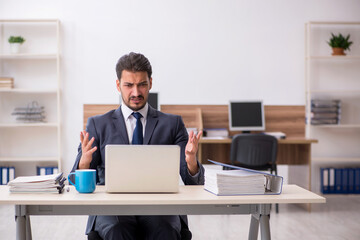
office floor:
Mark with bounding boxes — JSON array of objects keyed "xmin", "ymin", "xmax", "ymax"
[{"xmin": 1, "ymin": 194, "xmax": 360, "ymax": 240}]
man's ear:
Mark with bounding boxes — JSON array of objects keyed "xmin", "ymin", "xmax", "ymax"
[{"xmin": 116, "ymin": 79, "xmax": 121, "ymax": 92}]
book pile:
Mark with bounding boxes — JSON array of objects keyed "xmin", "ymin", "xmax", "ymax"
[
  {"xmin": 203, "ymin": 128, "xmax": 229, "ymax": 138},
  {"xmin": 310, "ymin": 99, "xmax": 341, "ymax": 125},
  {"xmin": 0, "ymin": 77, "xmax": 14, "ymax": 89},
  {"xmin": 11, "ymin": 101, "xmax": 46, "ymax": 122},
  {"xmin": 204, "ymin": 168, "xmax": 266, "ymax": 195},
  {"xmin": 8, "ymin": 172, "xmax": 66, "ymax": 193}
]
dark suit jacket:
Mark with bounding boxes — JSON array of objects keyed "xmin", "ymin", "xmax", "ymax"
[{"xmin": 71, "ymin": 105, "xmax": 205, "ymax": 234}]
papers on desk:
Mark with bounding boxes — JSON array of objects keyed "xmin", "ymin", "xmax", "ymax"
[
  {"xmin": 205, "ymin": 169, "xmax": 266, "ymax": 195},
  {"xmin": 8, "ymin": 172, "xmax": 66, "ymax": 194},
  {"xmin": 205, "ymin": 160, "xmax": 283, "ymax": 196}
]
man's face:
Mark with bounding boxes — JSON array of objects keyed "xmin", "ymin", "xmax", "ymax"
[{"xmin": 116, "ymin": 70, "xmax": 152, "ymax": 111}]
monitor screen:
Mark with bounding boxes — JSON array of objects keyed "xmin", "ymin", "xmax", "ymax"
[
  {"xmin": 229, "ymin": 101, "xmax": 265, "ymax": 132},
  {"xmin": 148, "ymin": 92, "xmax": 158, "ymax": 110}
]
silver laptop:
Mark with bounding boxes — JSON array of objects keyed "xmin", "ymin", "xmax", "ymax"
[{"xmin": 105, "ymin": 145, "xmax": 180, "ymax": 193}]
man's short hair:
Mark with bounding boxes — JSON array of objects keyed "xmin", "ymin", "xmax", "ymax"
[{"xmin": 116, "ymin": 52, "xmax": 152, "ymax": 80}]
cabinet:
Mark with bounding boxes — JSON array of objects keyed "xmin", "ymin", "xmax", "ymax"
[
  {"xmin": 0, "ymin": 19, "xmax": 61, "ymax": 177},
  {"xmin": 305, "ymin": 22, "xmax": 360, "ymax": 192}
]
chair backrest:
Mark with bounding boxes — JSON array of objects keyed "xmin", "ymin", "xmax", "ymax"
[{"xmin": 230, "ymin": 134, "xmax": 278, "ymax": 168}]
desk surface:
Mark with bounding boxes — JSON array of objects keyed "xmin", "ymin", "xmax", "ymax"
[
  {"xmin": 200, "ymin": 137, "xmax": 318, "ymax": 144},
  {"xmin": 0, "ymin": 185, "xmax": 325, "ymax": 205}
]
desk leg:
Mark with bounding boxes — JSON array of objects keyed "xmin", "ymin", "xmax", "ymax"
[
  {"xmin": 249, "ymin": 214, "xmax": 260, "ymax": 240},
  {"xmin": 15, "ymin": 205, "xmax": 32, "ymax": 240},
  {"xmin": 249, "ymin": 204, "xmax": 271, "ymax": 240}
]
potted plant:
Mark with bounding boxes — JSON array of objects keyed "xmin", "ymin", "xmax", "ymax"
[
  {"xmin": 8, "ymin": 36, "xmax": 26, "ymax": 54},
  {"xmin": 327, "ymin": 33, "xmax": 353, "ymax": 56}
]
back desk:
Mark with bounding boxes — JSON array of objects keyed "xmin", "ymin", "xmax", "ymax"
[{"xmin": 83, "ymin": 104, "xmax": 317, "ymax": 198}]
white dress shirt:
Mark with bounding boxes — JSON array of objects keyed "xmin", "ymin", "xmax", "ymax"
[{"xmin": 121, "ymin": 102, "xmax": 149, "ymax": 144}]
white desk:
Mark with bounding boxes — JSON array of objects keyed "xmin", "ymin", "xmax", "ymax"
[{"xmin": 0, "ymin": 185, "xmax": 325, "ymax": 240}]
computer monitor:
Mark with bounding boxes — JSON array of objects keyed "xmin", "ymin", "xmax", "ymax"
[
  {"xmin": 148, "ymin": 92, "xmax": 158, "ymax": 110},
  {"xmin": 229, "ymin": 101, "xmax": 265, "ymax": 132}
]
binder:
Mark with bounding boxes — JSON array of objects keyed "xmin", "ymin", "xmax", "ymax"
[
  {"xmin": 348, "ymin": 168, "xmax": 355, "ymax": 194},
  {"xmin": 355, "ymin": 168, "xmax": 360, "ymax": 194},
  {"xmin": 342, "ymin": 168, "xmax": 348, "ymax": 194},
  {"xmin": 320, "ymin": 168, "xmax": 329, "ymax": 194},
  {"xmin": 2, "ymin": 167, "xmax": 9, "ymax": 185},
  {"xmin": 45, "ymin": 167, "xmax": 53, "ymax": 175},
  {"xmin": 329, "ymin": 168, "xmax": 335, "ymax": 193},
  {"xmin": 8, "ymin": 167, "xmax": 15, "ymax": 182},
  {"xmin": 0, "ymin": 167, "xmax": 2, "ymax": 185},
  {"xmin": 334, "ymin": 168, "xmax": 342, "ymax": 193},
  {"xmin": 206, "ymin": 160, "xmax": 283, "ymax": 195}
]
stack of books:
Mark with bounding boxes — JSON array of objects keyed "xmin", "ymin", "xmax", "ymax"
[
  {"xmin": 0, "ymin": 77, "xmax": 14, "ymax": 89},
  {"xmin": 310, "ymin": 99, "xmax": 341, "ymax": 125},
  {"xmin": 204, "ymin": 160, "xmax": 283, "ymax": 196},
  {"xmin": 8, "ymin": 172, "xmax": 66, "ymax": 193},
  {"xmin": 11, "ymin": 101, "xmax": 46, "ymax": 122}
]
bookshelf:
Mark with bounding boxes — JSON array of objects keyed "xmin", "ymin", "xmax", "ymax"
[
  {"xmin": 0, "ymin": 19, "xmax": 61, "ymax": 178},
  {"xmin": 305, "ymin": 21, "xmax": 360, "ymax": 192}
]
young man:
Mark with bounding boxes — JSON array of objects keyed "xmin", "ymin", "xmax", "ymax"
[{"xmin": 71, "ymin": 52, "xmax": 204, "ymax": 240}]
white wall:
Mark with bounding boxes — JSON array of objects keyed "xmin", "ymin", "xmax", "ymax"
[{"xmin": 1, "ymin": 0, "xmax": 360, "ymax": 176}]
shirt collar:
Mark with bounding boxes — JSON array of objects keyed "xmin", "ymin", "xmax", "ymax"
[{"xmin": 121, "ymin": 101, "xmax": 149, "ymax": 120}]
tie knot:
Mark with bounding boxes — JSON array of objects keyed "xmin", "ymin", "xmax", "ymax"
[{"xmin": 132, "ymin": 112, "xmax": 142, "ymax": 120}]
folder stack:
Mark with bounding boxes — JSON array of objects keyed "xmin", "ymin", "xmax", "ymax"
[
  {"xmin": 205, "ymin": 160, "xmax": 283, "ymax": 195},
  {"xmin": 310, "ymin": 99, "xmax": 341, "ymax": 125},
  {"xmin": 8, "ymin": 172, "xmax": 66, "ymax": 194},
  {"xmin": 321, "ymin": 167, "xmax": 360, "ymax": 194}
]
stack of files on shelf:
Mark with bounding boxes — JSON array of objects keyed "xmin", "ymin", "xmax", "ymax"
[
  {"xmin": 37, "ymin": 166, "xmax": 59, "ymax": 176},
  {"xmin": 8, "ymin": 172, "xmax": 66, "ymax": 194},
  {"xmin": 0, "ymin": 167, "xmax": 15, "ymax": 185},
  {"xmin": 204, "ymin": 160, "xmax": 283, "ymax": 195},
  {"xmin": 203, "ymin": 128, "xmax": 229, "ymax": 138},
  {"xmin": 0, "ymin": 77, "xmax": 14, "ymax": 89},
  {"xmin": 321, "ymin": 167, "xmax": 360, "ymax": 194},
  {"xmin": 311, "ymin": 99, "xmax": 341, "ymax": 125},
  {"xmin": 11, "ymin": 101, "xmax": 46, "ymax": 122}
]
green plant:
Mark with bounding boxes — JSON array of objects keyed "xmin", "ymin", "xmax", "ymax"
[
  {"xmin": 327, "ymin": 33, "xmax": 353, "ymax": 50},
  {"xmin": 8, "ymin": 36, "xmax": 25, "ymax": 44}
]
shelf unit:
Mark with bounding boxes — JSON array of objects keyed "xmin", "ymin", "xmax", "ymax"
[
  {"xmin": 0, "ymin": 19, "xmax": 61, "ymax": 177},
  {"xmin": 305, "ymin": 21, "xmax": 360, "ymax": 191}
]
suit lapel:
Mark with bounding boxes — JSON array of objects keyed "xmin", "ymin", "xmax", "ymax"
[
  {"xmin": 144, "ymin": 106, "xmax": 158, "ymax": 144},
  {"xmin": 112, "ymin": 107, "xmax": 130, "ymax": 144}
]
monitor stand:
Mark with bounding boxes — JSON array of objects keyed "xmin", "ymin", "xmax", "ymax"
[{"xmin": 242, "ymin": 131, "xmax": 250, "ymax": 134}]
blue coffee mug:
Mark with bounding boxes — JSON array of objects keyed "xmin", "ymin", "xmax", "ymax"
[{"xmin": 68, "ymin": 169, "xmax": 96, "ymax": 193}]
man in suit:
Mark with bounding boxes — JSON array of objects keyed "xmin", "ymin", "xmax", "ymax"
[{"xmin": 71, "ymin": 52, "xmax": 205, "ymax": 240}]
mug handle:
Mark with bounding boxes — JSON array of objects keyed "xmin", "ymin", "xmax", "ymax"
[{"xmin": 68, "ymin": 172, "xmax": 76, "ymax": 186}]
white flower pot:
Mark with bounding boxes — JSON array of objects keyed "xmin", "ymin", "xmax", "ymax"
[{"xmin": 10, "ymin": 43, "xmax": 21, "ymax": 54}]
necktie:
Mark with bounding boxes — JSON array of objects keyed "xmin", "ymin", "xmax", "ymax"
[{"xmin": 132, "ymin": 112, "xmax": 143, "ymax": 144}]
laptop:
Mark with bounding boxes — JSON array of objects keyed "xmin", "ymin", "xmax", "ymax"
[{"xmin": 105, "ymin": 145, "xmax": 180, "ymax": 193}]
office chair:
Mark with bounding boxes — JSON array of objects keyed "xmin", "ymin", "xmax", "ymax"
[
  {"xmin": 224, "ymin": 133, "xmax": 279, "ymax": 213},
  {"xmin": 87, "ymin": 220, "xmax": 192, "ymax": 240}
]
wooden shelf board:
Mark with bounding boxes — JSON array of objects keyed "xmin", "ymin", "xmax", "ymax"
[
  {"xmin": 0, "ymin": 88, "xmax": 57, "ymax": 93},
  {"xmin": 307, "ymin": 90, "xmax": 360, "ymax": 94},
  {"xmin": 307, "ymin": 55, "xmax": 360, "ymax": 60},
  {"xmin": 313, "ymin": 157, "xmax": 360, "ymax": 163},
  {"xmin": 310, "ymin": 124, "xmax": 360, "ymax": 129},
  {"xmin": 0, "ymin": 157, "xmax": 59, "ymax": 162},
  {"xmin": 0, "ymin": 53, "xmax": 58, "ymax": 59},
  {"xmin": 0, "ymin": 19, "xmax": 59, "ymax": 23},
  {"xmin": 0, "ymin": 122, "xmax": 58, "ymax": 127},
  {"xmin": 308, "ymin": 21, "xmax": 360, "ymax": 25}
]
